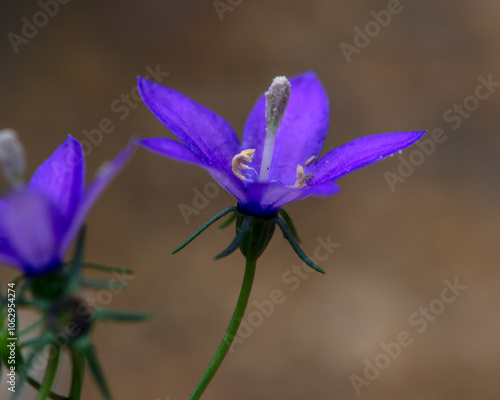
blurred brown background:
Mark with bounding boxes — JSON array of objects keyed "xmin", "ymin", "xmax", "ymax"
[{"xmin": 1, "ymin": 0, "xmax": 499, "ymax": 399}]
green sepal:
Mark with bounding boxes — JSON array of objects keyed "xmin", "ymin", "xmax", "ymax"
[
  {"xmin": 79, "ymin": 263, "xmax": 134, "ymax": 275},
  {"xmin": 236, "ymin": 213, "xmax": 276, "ymax": 262},
  {"xmin": 218, "ymin": 211, "xmax": 237, "ymax": 229},
  {"xmin": 74, "ymin": 337, "xmax": 112, "ymax": 400},
  {"xmin": 215, "ymin": 215, "xmax": 253, "ymax": 260},
  {"xmin": 28, "ymin": 270, "xmax": 72, "ymax": 302},
  {"xmin": 26, "ymin": 376, "xmax": 69, "ymax": 400},
  {"xmin": 273, "ymin": 217, "xmax": 325, "ymax": 274},
  {"xmin": 0, "ymin": 327, "xmax": 9, "ymax": 368},
  {"xmin": 69, "ymin": 227, "xmax": 87, "ymax": 282},
  {"xmin": 36, "ymin": 343, "xmax": 61, "ymax": 400},
  {"xmin": 279, "ymin": 208, "xmax": 301, "ymax": 243},
  {"xmin": 13, "ymin": 331, "xmax": 53, "ymax": 399},
  {"xmin": 93, "ymin": 309, "xmax": 153, "ymax": 322},
  {"xmin": 18, "ymin": 317, "xmax": 44, "ymax": 337},
  {"xmin": 172, "ymin": 206, "xmax": 237, "ymax": 254},
  {"xmin": 79, "ymin": 277, "xmax": 127, "ymax": 290}
]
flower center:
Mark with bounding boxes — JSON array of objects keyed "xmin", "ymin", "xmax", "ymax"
[{"xmin": 231, "ymin": 76, "xmax": 311, "ymax": 188}]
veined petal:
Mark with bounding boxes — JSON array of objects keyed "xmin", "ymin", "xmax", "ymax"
[
  {"xmin": 237, "ymin": 181, "xmax": 341, "ymax": 218},
  {"xmin": 241, "ymin": 72, "xmax": 329, "ymax": 184},
  {"xmin": 309, "ymin": 131, "xmax": 427, "ymax": 185},
  {"xmin": 138, "ymin": 77, "xmax": 240, "ymax": 172},
  {"xmin": 28, "ymin": 135, "xmax": 85, "ymax": 220},
  {"xmin": 138, "ymin": 137, "xmax": 204, "ymax": 167},
  {"xmin": 0, "ymin": 190, "xmax": 64, "ymax": 272},
  {"xmin": 60, "ymin": 140, "xmax": 135, "ymax": 255}
]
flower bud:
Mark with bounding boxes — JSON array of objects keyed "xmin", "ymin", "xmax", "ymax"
[{"xmin": 0, "ymin": 129, "xmax": 26, "ymax": 187}]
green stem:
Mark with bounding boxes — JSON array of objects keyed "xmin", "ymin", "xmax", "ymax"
[
  {"xmin": 36, "ymin": 344, "xmax": 60, "ymax": 400},
  {"xmin": 188, "ymin": 257, "xmax": 257, "ymax": 400},
  {"xmin": 69, "ymin": 348, "xmax": 85, "ymax": 400}
]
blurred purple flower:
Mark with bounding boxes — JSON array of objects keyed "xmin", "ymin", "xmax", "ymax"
[
  {"xmin": 138, "ymin": 71, "xmax": 425, "ymax": 218},
  {"xmin": 0, "ymin": 136, "xmax": 134, "ymax": 274}
]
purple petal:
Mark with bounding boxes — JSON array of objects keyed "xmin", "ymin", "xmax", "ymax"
[
  {"xmin": 60, "ymin": 140, "xmax": 135, "ymax": 255},
  {"xmin": 28, "ymin": 135, "xmax": 85, "ymax": 220},
  {"xmin": 138, "ymin": 138, "xmax": 204, "ymax": 167},
  {"xmin": 309, "ymin": 131, "xmax": 427, "ymax": 185},
  {"xmin": 241, "ymin": 72, "xmax": 330, "ymax": 184},
  {"xmin": 0, "ymin": 190, "xmax": 64, "ymax": 272},
  {"xmin": 0, "ymin": 199, "xmax": 22, "ymax": 269},
  {"xmin": 138, "ymin": 137, "xmax": 250, "ymax": 205},
  {"xmin": 237, "ymin": 180, "xmax": 341, "ymax": 218},
  {"xmin": 138, "ymin": 77, "xmax": 240, "ymax": 172}
]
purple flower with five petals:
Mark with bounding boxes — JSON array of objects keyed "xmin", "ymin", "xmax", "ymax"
[
  {"xmin": 137, "ymin": 71, "xmax": 425, "ymax": 218},
  {"xmin": 0, "ymin": 136, "xmax": 134, "ymax": 275}
]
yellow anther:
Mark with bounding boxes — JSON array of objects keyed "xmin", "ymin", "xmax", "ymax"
[
  {"xmin": 232, "ymin": 149, "xmax": 256, "ymax": 180},
  {"xmin": 293, "ymin": 165, "xmax": 306, "ymax": 188},
  {"xmin": 305, "ymin": 155, "xmax": 316, "ymax": 166}
]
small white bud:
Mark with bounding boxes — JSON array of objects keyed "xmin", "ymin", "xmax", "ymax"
[
  {"xmin": 0, "ymin": 129, "xmax": 26, "ymax": 186},
  {"xmin": 265, "ymin": 76, "xmax": 291, "ymax": 127}
]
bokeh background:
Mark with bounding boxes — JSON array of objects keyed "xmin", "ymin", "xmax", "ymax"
[{"xmin": 1, "ymin": 0, "xmax": 499, "ymax": 399}]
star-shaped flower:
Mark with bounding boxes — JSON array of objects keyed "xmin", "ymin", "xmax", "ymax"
[
  {"xmin": 137, "ymin": 71, "xmax": 425, "ymax": 218},
  {"xmin": 0, "ymin": 135, "xmax": 134, "ymax": 274}
]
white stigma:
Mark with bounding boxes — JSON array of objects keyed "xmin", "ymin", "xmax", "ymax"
[
  {"xmin": 265, "ymin": 76, "xmax": 291, "ymax": 127},
  {"xmin": 259, "ymin": 76, "xmax": 291, "ymax": 182},
  {"xmin": 0, "ymin": 129, "xmax": 26, "ymax": 187}
]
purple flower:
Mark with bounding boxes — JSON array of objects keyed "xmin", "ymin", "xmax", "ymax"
[
  {"xmin": 0, "ymin": 136, "xmax": 134, "ymax": 274},
  {"xmin": 138, "ymin": 71, "xmax": 425, "ymax": 218}
]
